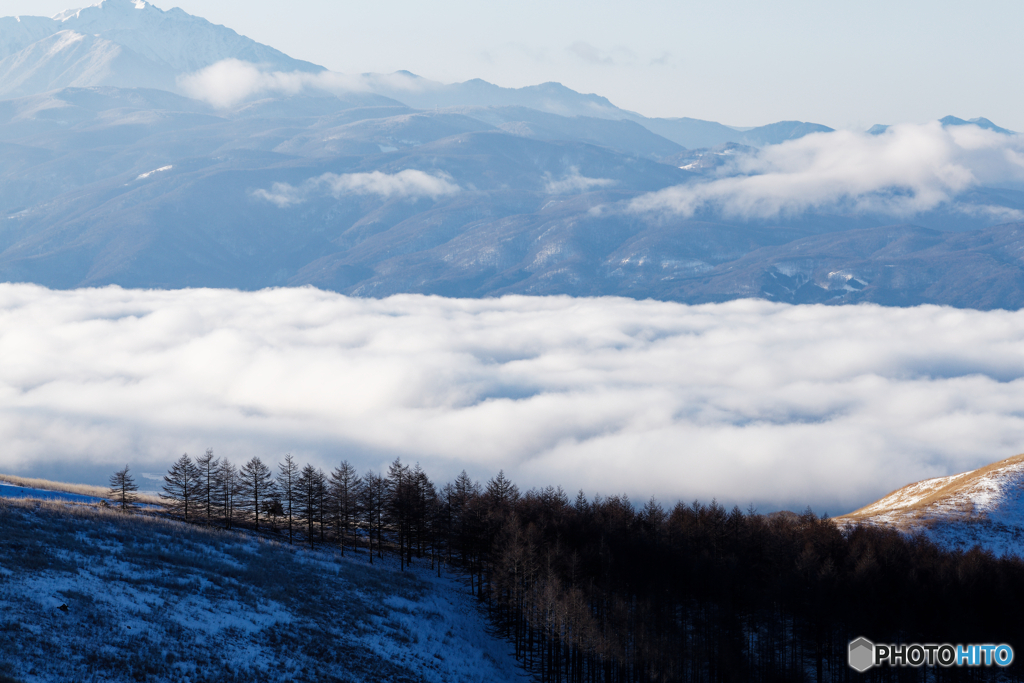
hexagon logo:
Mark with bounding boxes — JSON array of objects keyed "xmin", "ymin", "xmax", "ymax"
[{"xmin": 848, "ymin": 637, "xmax": 875, "ymax": 672}]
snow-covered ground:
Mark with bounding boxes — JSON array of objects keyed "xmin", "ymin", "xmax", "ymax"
[
  {"xmin": 838, "ymin": 454, "xmax": 1024, "ymax": 557},
  {"xmin": 0, "ymin": 496, "xmax": 528, "ymax": 683}
]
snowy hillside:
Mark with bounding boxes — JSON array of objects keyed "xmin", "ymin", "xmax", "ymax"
[
  {"xmin": 838, "ymin": 454, "xmax": 1024, "ymax": 556},
  {"xmin": 0, "ymin": 496, "xmax": 526, "ymax": 683},
  {"xmin": 0, "ymin": 0, "xmax": 321, "ymax": 98},
  {"xmin": 0, "ymin": 30, "xmax": 177, "ymax": 98}
]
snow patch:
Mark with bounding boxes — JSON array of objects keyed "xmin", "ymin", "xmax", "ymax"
[{"xmin": 135, "ymin": 165, "xmax": 172, "ymax": 180}]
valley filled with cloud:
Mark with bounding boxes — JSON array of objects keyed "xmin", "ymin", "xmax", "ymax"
[
  {"xmin": 2, "ymin": 283, "xmax": 1022, "ymax": 513},
  {"xmin": 629, "ymin": 121, "xmax": 1024, "ymax": 221}
]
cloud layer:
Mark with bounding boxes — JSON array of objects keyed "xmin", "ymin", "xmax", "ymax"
[
  {"xmin": 177, "ymin": 59, "xmax": 431, "ymax": 109},
  {"xmin": 253, "ymin": 170, "xmax": 461, "ymax": 208},
  {"xmin": 544, "ymin": 167, "xmax": 616, "ymax": 194},
  {"xmin": 631, "ymin": 122, "xmax": 1024, "ymax": 220},
  {"xmin": 3, "ymin": 284, "xmax": 1024, "ymax": 512}
]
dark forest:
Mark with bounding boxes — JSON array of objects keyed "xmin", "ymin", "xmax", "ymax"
[{"xmin": 148, "ymin": 452, "xmax": 1024, "ymax": 683}]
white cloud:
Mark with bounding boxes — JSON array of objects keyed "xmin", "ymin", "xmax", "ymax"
[
  {"xmin": 630, "ymin": 122, "xmax": 1024, "ymax": 220},
  {"xmin": 2, "ymin": 285, "xmax": 1024, "ymax": 512},
  {"xmin": 253, "ymin": 170, "xmax": 461, "ymax": 207},
  {"xmin": 544, "ymin": 167, "xmax": 616, "ymax": 194},
  {"xmin": 177, "ymin": 59, "xmax": 439, "ymax": 109}
]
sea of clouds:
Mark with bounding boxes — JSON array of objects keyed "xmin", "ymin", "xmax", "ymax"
[{"xmin": 3, "ymin": 284, "xmax": 1024, "ymax": 513}]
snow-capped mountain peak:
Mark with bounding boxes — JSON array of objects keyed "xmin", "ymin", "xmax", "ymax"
[
  {"xmin": 0, "ymin": 0, "xmax": 323, "ymax": 99},
  {"xmin": 55, "ymin": 0, "xmax": 162, "ymax": 23}
]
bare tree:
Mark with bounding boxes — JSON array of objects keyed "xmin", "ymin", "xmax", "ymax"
[
  {"xmin": 216, "ymin": 458, "xmax": 239, "ymax": 529},
  {"xmin": 296, "ymin": 463, "xmax": 321, "ymax": 549},
  {"xmin": 108, "ymin": 464, "xmax": 139, "ymax": 512},
  {"xmin": 194, "ymin": 448, "xmax": 219, "ymax": 524},
  {"xmin": 387, "ymin": 458, "xmax": 412, "ymax": 570},
  {"xmin": 239, "ymin": 456, "xmax": 275, "ymax": 532},
  {"xmin": 412, "ymin": 463, "xmax": 437, "ymax": 566},
  {"xmin": 330, "ymin": 460, "xmax": 361, "ymax": 555},
  {"xmin": 316, "ymin": 468, "xmax": 327, "ymax": 543},
  {"xmin": 161, "ymin": 453, "xmax": 200, "ymax": 521},
  {"xmin": 277, "ymin": 453, "xmax": 299, "ymax": 544},
  {"xmin": 361, "ymin": 470, "xmax": 386, "ymax": 564}
]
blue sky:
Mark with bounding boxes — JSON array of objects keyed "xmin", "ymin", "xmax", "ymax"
[{"xmin": 4, "ymin": 1, "xmax": 1023, "ymax": 133}]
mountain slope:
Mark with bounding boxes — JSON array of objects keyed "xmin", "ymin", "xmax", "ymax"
[
  {"xmin": 443, "ymin": 105, "xmax": 684, "ymax": 159},
  {"xmin": 661, "ymin": 222, "xmax": 1024, "ymax": 309},
  {"xmin": 0, "ymin": 85, "xmax": 1021, "ymax": 306},
  {"xmin": 839, "ymin": 454, "xmax": 1024, "ymax": 556},
  {"xmin": 0, "ymin": 30, "xmax": 177, "ymax": 98},
  {"xmin": 0, "ymin": 16, "xmax": 57, "ymax": 59},
  {"xmin": 0, "ymin": 495, "xmax": 525, "ymax": 683}
]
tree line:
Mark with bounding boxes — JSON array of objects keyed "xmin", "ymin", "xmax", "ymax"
[
  {"xmin": 155, "ymin": 450, "xmax": 494, "ymax": 578},
  {"xmin": 127, "ymin": 453, "xmax": 1024, "ymax": 682}
]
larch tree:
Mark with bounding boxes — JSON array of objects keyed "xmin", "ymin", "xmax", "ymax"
[
  {"xmin": 329, "ymin": 460, "xmax": 361, "ymax": 555},
  {"xmin": 412, "ymin": 463, "xmax": 436, "ymax": 563},
  {"xmin": 296, "ymin": 463, "xmax": 321, "ymax": 549},
  {"xmin": 486, "ymin": 470, "xmax": 520, "ymax": 510},
  {"xmin": 161, "ymin": 453, "xmax": 200, "ymax": 521},
  {"xmin": 387, "ymin": 458, "xmax": 412, "ymax": 570},
  {"xmin": 316, "ymin": 468, "xmax": 328, "ymax": 543},
  {"xmin": 194, "ymin": 448, "xmax": 219, "ymax": 524},
  {"xmin": 108, "ymin": 464, "xmax": 139, "ymax": 512},
  {"xmin": 277, "ymin": 453, "xmax": 299, "ymax": 544},
  {"xmin": 360, "ymin": 470, "xmax": 386, "ymax": 564},
  {"xmin": 238, "ymin": 456, "xmax": 275, "ymax": 531},
  {"xmin": 215, "ymin": 457, "xmax": 238, "ymax": 529}
]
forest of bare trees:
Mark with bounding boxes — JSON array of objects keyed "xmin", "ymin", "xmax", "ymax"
[{"xmin": 152, "ymin": 452, "xmax": 1024, "ymax": 683}]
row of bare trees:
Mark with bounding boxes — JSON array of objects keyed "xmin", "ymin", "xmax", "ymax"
[{"xmin": 158, "ymin": 450, "xmax": 508, "ymax": 579}]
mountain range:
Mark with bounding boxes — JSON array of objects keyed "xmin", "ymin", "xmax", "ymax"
[{"xmin": 0, "ymin": 0, "xmax": 1022, "ymax": 309}]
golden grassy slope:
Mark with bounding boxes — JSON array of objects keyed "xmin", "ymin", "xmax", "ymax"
[
  {"xmin": 0, "ymin": 473, "xmax": 162, "ymax": 505},
  {"xmin": 837, "ymin": 453, "xmax": 1024, "ymax": 529}
]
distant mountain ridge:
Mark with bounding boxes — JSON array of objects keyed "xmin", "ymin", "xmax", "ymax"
[
  {"xmin": 0, "ymin": 1, "xmax": 837, "ymax": 149},
  {"xmin": 362, "ymin": 72, "xmax": 836, "ymax": 148},
  {"xmin": 869, "ymin": 117, "xmax": 1017, "ymax": 137},
  {"xmin": 0, "ymin": 1, "xmax": 1010, "ymax": 149}
]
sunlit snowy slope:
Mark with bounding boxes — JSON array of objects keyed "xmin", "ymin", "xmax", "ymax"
[
  {"xmin": 0, "ymin": 496, "xmax": 524, "ymax": 683},
  {"xmin": 839, "ymin": 454, "xmax": 1024, "ymax": 557}
]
